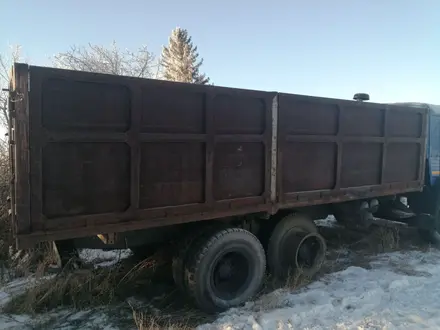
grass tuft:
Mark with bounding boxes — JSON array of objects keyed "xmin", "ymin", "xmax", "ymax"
[
  {"xmin": 3, "ymin": 253, "xmax": 165, "ymax": 315},
  {"xmin": 132, "ymin": 310, "xmax": 195, "ymax": 330}
]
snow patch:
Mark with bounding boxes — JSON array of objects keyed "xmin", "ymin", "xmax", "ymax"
[
  {"xmin": 79, "ymin": 249, "xmax": 132, "ymax": 268},
  {"xmin": 0, "ymin": 314, "xmax": 31, "ymax": 330},
  {"xmin": 315, "ymin": 215, "xmax": 338, "ymax": 228},
  {"xmin": 0, "ymin": 273, "xmax": 55, "ymax": 309},
  {"xmin": 198, "ymin": 250, "xmax": 440, "ymax": 330}
]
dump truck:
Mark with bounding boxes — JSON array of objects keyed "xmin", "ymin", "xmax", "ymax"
[{"xmin": 7, "ymin": 63, "xmax": 440, "ymax": 313}]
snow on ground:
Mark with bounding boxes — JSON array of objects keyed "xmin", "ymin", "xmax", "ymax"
[
  {"xmin": 79, "ymin": 248, "xmax": 132, "ymax": 268},
  {"xmin": 0, "ymin": 308, "xmax": 118, "ymax": 330},
  {"xmin": 0, "ymin": 249, "xmax": 132, "ymax": 329},
  {"xmin": 315, "ymin": 215, "xmax": 338, "ymax": 228},
  {"xmin": 198, "ymin": 249, "xmax": 440, "ymax": 330},
  {"xmin": 0, "ymin": 248, "xmax": 133, "ymax": 309}
]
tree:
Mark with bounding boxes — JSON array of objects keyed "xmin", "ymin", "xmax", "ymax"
[
  {"xmin": 0, "ymin": 45, "xmax": 22, "ymax": 128},
  {"xmin": 0, "ymin": 46, "xmax": 21, "ymax": 261},
  {"xmin": 161, "ymin": 27, "xmax": 209, "ymax": 84},
  {"xmin": 52, "ymin": 41, "xmax": 157, "ymax": 78}
]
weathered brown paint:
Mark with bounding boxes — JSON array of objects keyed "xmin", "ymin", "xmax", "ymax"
[
  {"xmin": 11, "ymin": 64, "xmax": 31, "ymax": 235},
  {"xmin": 10, "ymin": 64, "xmax": 429, "ymax": 248},
  {"xmin": 8, "ymin": 67, "xmax": 17, "ymax": 238}
]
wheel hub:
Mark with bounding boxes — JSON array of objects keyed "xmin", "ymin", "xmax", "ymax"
[
  {"xmin": 211, "ymin": 251, "xmax": 250, "ymax": 300},
  {"xmin": 217, "ymin": 258, "xmax": 234, "ymax": 279},
  {"xmin": 283, "ymin": 230, "xmax": 326, "ymax": 274},
  {"xmin": 298, "ymin": 242, "xmax": 314, "ymax": 267}
]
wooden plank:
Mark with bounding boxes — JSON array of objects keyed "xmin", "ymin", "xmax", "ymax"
[
  {"xmin": 204, "ymin": 92, "xmax": 214, "ymax": 206},
  {"xmin": 128, "ymin": 84, "xmax": 142, "ymax": 211},
  {"xmin": 263, "ymin": 94, "xmax": 275, "ymax": 204},
  {"xmin": 13, "ymin": 64, "xmax": 31, "ymax": 234},
  {"xmin": 269, "ymin": 94, "xmax": 278, "ymax": 203},
  {"xmin": 16, "ymin": 203, "xmax": 272, "ymax": 249},
  {"xmin": 334, "ymin": 104, "xmax": 344, "ymax": 190},
  {"xmin": 8, "ymin": 67, "xmax": 16, "ymax": 238},
  {"xmin": 28, "ymin": 66, "xmax": 45, "ymax": 232}
]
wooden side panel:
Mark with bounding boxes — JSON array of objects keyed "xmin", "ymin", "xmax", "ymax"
[
  {"xmin": 282, "ymin": 142, "xmax": 337, "ymax": 192},
  {"xmin": 212, "ymin": 93, "xmax": 267, "ymax": 201},
  {"xmin": 42, "ymin": 142, "xmax": 131, "ymax": 218},
  {"xmin": 213, "ymin": 142, "xmax": 265, "ymax": 200},
  {"xmin": 139, "ymin": 142, "xmax": 205, "ymax": 209},
  {"xmin": 278, "ymin": 93, "xmax": 427, "ymax": 206},
  {"xmin": 12, "ymin": 64, "xmax": 427, "ymax": 247},
  {"xmin": 16, "ymin": 65, "xmax": 272, "ymax": 245},
  {"xmin": 340, "ymin": 143, "xmax": 382, "ymax": 187}
]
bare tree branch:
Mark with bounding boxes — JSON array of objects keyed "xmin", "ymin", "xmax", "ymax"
[
  {"xmin": 0, "ymin": 45, "xmax": 22, "ymax": 128},
  {"xmin": 52, "ymin": 41, "xmax": 157, "ymax": 78}
]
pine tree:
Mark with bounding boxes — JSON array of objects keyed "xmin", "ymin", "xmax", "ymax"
[{"xmin": 161, "ymin": 27, "xmax": 210, "ymax": 84}]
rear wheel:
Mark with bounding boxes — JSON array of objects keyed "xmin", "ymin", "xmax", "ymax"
[
  {"xmin": 172, "ymin": 224, "xmax": 226, "ymax": 292},
  {"xmin": 268, "ymin": 213, "xmax": 326, "ymax": 279},
  {"xmin": 183, "ymin": 227, "xmax": 266, "ymax": 313}
]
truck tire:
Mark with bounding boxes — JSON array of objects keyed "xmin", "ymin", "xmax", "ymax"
[
  {"xmin": 268, "ymin": 213, "xmax": 326, "ymax": 279},
  {"xmin": 172, "ymin": 237, "xmax": 195, "ymax": 292},
  {"xmin": 172, "ymin": 223, "xmax": 227, "ymax": 292},
  {"xmin": 183, "ymin": 227, "xmax": 266, "ymax": 313}
]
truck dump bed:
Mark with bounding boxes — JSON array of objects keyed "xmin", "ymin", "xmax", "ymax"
[{"xmin": 9, "ymin": 64, "xmax": 428, "ymax": 247}]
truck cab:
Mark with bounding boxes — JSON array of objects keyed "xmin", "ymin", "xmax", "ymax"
[
  {"xmin": 386, "ymin": 103, "xmax": 440, "ymax": 239},
  {"xmin": 394, "ymin": 103, "xmax": 440, "ymax": 187}
]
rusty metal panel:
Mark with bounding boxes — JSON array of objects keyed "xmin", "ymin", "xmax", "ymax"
[
  {"xmin": 340, "ymin": 143, "xmax": 382, "ymax": 187},
  {"xmin": 12, "ymin": 64, "xmax": 428, "ymax": 247},
  {"xmin": 278, "ymin": 93, "xmax": 427, "ymax": 206},
  {"xmin": 42, "ymin": 142, "xmax": 131, "ymax": 218},
  {"xmin": 213, "ymin": 142, "xmax": 265, "ymax": 200},
  {"xmin": 282, "ymin": 142, "xmax": 337, "ymax": 192},
  {"xmin": 139, "ymin": 142, "xmax": 205, "ymax": 208},
  {"xmin": 384, "ymin": 143, "xmax": 420, "ymax": 183},
  {"xmin": 16, "ymin": 65, "xmax": 273, "ymax": 245},
  {"xmin": 41, "ymin": 78, "xmax": 131, "ymax": 132}
]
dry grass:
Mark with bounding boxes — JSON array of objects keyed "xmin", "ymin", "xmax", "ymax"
[
  {"xmin": 132, "ymin": 310, "xmax": 195, "ymax": 330},
  {"xmin": 284, "ymin": 270, "xmax": 312, "ymax": 291},
  {"xmin": 374, "ymin": 226, "xmax": 400, "ymax": 251},
  {"xmin": 3, "ymin": 253, "xmax": 165, "ymax": 315},
  {"xmin": 0, "ymin": 138, "xmax": 12, "ymax": 285},
  {"xmin": 358, "ymin": 226, "xmax": 401, "ymax": 254},
  {"xmin": 0, "ymin": 138, "xmax": 11, "ymax": 264},
  {"xmin": 4, "ymin": 268, "xmax": 118, "ymax": 314},
  {"xmin": 322, "ymin": 224, "xmax": 402, "ymax": 255},
  {"xmin": 2, "ymin": 249, "xmax": 210, "ymax": 329}
]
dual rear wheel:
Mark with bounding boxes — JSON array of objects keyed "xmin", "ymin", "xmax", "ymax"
[{"xmin": 173, "ymin": 213, "xmax": 327, "ymax": 313}]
